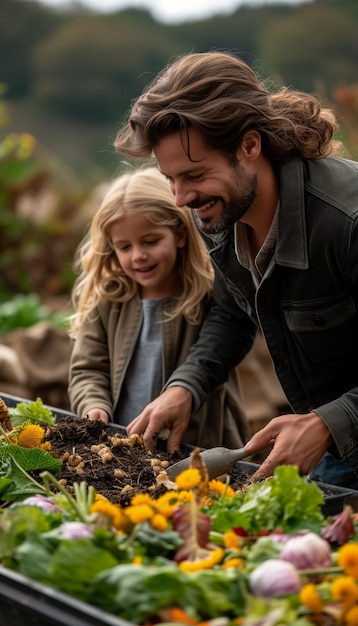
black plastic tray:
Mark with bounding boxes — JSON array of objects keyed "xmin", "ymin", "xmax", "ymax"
[
  {"xmin": 229, "ymin": 458, "xmax": 356, "ymax": 517},
  {"xmin": 0, "ymin": 567, "xmax": 132, "ymax": 626},
  {"xmin": 0, "ymin": 391, "xmax": 357, "ymax": 626}
]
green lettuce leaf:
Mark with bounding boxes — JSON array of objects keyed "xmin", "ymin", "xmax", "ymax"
[
  {"xmin": 206, "ymin": 466, "xmax": 324, "ymax": 535},
  {"xmin": 87, "ymin": 563, "xmax": 246, "ymax": 623},
  {"xmin": 0, "ymin": 444, "xmax": 61, "ymax": 473},
  {"xmin": 0, "ymin": 504, "xmax": 62, "ymax": 558},
  {"xmin": 135, "ymin": 522, "xmax": 183, "ymax": 558},
  {"xmin": 0, "ymin": 444, "xmax": 62, "ymax": 501},
  {"xmin": 8, "ymin": 398, "xmax": 56, "ymax": 426}
]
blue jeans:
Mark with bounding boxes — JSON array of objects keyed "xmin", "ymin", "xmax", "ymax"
[{"xmin": 309, "ymin": 451, "xmax": 358, "ymax": 490}]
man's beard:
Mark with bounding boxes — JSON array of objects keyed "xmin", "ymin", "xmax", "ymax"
[{"xmin": 191, "ymin": 166, "xmax": 257, "ymax": 235}]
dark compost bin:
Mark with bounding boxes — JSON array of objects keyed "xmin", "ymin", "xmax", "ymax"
[{"xmin": 0, "ymin": 391, "xmax": 357, "ymax": 626}]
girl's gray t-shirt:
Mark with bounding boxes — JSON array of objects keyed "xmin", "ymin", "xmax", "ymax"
[{"xmin": 114, "ymin": 299, "xmax": 164, "ymax": 426}]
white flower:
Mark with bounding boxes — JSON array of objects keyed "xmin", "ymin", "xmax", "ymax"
[
  {"xmin": 279, "ymin": 532, "xmax": 332, "ymax": 569},
  {"xmin": 22, "ymin": 495, "xmax": 60, "ymax": 512},
  {"xmin": 58, "ymin": 521, "xmax": 93, "ymax": 540},
  {"xmin": 249, "ymin": 559, "xmax": 302, "ymax": 597}
]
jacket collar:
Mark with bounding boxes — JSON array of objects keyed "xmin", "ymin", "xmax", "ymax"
[
  {"xmin": 203, "ymin": 158, "xmax": 309, "ymax": 271},
  {"xmin": 276, "ymin": 158, "xmax": 309, "ymax": 270}
]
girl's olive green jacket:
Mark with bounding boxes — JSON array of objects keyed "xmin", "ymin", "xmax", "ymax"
[{"xmin": 68, "ymin": 295, "xmax": 250, "ymax": 449}]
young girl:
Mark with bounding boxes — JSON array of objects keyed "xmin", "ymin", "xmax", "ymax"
[{"xmin": 68, "ymin": 167, "xmax": 249, "ymax": 449}]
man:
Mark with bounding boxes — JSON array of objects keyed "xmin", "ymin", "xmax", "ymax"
[{"xmin": 115, "ymin": 51, "xmax": 358, "ymax": 488}]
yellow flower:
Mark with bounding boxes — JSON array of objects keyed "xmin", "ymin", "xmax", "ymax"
[
  {"xmin": 154, "ymin": 491, "xmax": 181, "ymax": 517},
  {"xmin": 130, "ymin": 493, "xmax": 154, "ymax": 507},
  {"xmin": 17, "ymin": 424, "xmax": 45, "ymax": 448},
  {"xmin": 17, "ymin": 133, "xmax": 36, "ymax": 159},
  {"xmin": 346, "ymin": 605, "xmax": 358, "ymax": 626},
  {"xmin": 177, "ymin": 490, "xmax": 194, "ymax": 503},
  {"xmin": 175, "ymin": 468, "xmax": 202, "ymax": 490},
  {"xmin": 223, "ymin": 557, "xmax": 243, "ymax": 569},
  {"xmin": 2, "ymin": 133, "xmax": 17, "ymax": 155},
  {"xmin": 331, "ymin": 576, "xmax": 358, "ymax": 610},
  {"xmin": 90, "ymin": 500, "xmax": 123, "ymax": 530},
  {"xmin": 125, "ymin": 504, "xmax": 154, "ymax": 524},
  {"xmin": 179, "ymin": 547, "xmax": 224, "ymax": 572},
  {"xmin": 338, "ymin": 543, "xmax": 358, "ymax": 578},
  {"xmin": 94, "ymin": 493, "xmax": 109, "ymax": 502},
  {"xmin": 299, "ymin": 583, "xmax": 324, "ymax": 613},
  {"xmin": 150, "ymin": 513, "xmax": 168, "ymax": 531},
  {"xmin": 223, "ymin": 529, "xmax": 241, "ymax": 550},
  {"xmin": 132, "ymin": 555, "xmax": 142, "ymax": 566},
  {"xmin": 208, "ymin": 479, "xmax": 235, "ymax": 498},
  {"xmin": 40, "ymin": 441, "xmax": 52, "ymax": 452}
]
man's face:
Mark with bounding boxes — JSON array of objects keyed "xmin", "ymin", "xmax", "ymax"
[{"xmin": 154, "ymin": 127, "xmax": 257, "ymax": 235}]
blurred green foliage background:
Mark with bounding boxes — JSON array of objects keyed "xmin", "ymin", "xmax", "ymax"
[{"xmin": 1, "ymin": 0, "xmax": 358, "ymax": 326}]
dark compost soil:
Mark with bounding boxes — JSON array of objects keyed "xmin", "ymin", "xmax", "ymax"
[{"xmin": 44, "ymin": 416, "xmax": 252, "ymax": 506}]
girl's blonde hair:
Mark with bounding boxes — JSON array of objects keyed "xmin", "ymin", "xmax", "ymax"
[{"xmin": 69, "ymin": 167, "xmax": 213, "ymax": 336}]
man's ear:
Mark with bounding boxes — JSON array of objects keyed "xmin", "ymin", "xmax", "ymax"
[{"xmin": 241, "ymin": 130, "xmax": 261, "ymax": 160}]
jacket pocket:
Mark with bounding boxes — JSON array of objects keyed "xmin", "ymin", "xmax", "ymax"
[{"xmin": 283, "ymin": 296, "xmax": 356, "ymax": 362}]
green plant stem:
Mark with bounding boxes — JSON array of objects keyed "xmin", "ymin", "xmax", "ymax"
[
  {"xmin": 10, "ymin": 454, "xmax": 47, "ymax": 493},
  {"xmin": 74, "ymin": 481, "xmax": 96, "ymax": 517},
  {"xmin": 0, "ymin": 423, "xmax": 11, "ymax": 444},
  {"xmin": 122, "ymin": 522, "xmax": 145, "ymax": 550},
  {"xmin": 40, "ymin": 471, "xmax": 88, "ymax": 522},
  {"xmin": 299, "ymin": 565, "xmax": 343, "ymax": 577}
]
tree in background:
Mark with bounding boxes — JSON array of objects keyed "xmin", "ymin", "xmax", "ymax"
[
  {"xmin": 2, "ymin": 0, "xmax": 358, "ymax": 123},
  {"xmin": 2, "ymin": 0, "xmax": 358, "ymax": 178},
  {"xmin": 0, "ymin": 90, "xmax": 87, "ymax": 301},
  {"xmin": 32, "ymin": 11, "xmax": 184, "ymax": 121},
  {"xmin": 0, "ymin": 0, "xmax": 63, "ymax": 98},
  {"xmin": 334, "ymin": 84, "xmax": 358, "ymax": 159},
  {"xmin": 260, "ymin": 2, "xmax": 358, "ymax": 96}
]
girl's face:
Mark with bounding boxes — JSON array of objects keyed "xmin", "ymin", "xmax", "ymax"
[{"xmin": 109, "ymin": 212, "xmax": 186, "ymax": 299}]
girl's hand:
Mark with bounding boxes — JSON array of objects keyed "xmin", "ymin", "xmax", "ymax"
[
  {"xmin": 127, "ymin": 386, "xmax": 192, "ymax": 452},
  {"xmin": 85, "ymin": 408, "xmax": 109, "ymax": 424}
]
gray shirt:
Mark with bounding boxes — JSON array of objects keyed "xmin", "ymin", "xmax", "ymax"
[{"xmin": 114, "ymin": 299, "xmax": 164, "ymax": 426}]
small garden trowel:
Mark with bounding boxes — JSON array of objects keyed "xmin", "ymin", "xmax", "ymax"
[{"xmin": 166, "ymin": 446, "xmax": 253, "ymax": 481}]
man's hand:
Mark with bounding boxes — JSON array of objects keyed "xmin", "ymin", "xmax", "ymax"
[
  {"xmin": 127, "ymin": 386, "xmax": 193, "ymax": 451},
  {"xmin": 245, "ymin": 411, "xmax": 333, "ymax": 479}
]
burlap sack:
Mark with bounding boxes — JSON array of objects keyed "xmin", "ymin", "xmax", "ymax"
[{"xmin": 0, "ymin": 321, "xmax": 72, "ymax": 410}]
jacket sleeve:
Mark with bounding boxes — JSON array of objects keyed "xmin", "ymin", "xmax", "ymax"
[
  {"xmin": 314, "ymin": 395, "xmax": 358, "ymax": 474},
  {"xmin": 68, "ymin": 306, "xmax": 113, "ymax": 419},
  {"xmin": 163, "ymin": 270, "xmax": 257, "ymax": 405},
  {"xmin": 314, "ymin": 213, "xmax": 358, "ymax": 474}
]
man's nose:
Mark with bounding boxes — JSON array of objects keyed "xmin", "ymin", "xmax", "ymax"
[{"xmin": 173, "ymin": 181, "xmax": 196, "ymax": 208}]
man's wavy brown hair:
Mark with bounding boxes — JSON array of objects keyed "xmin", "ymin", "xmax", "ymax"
[{"xmin": 115, "ymin": 51, "xmax": 344, "ymax": 163}]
